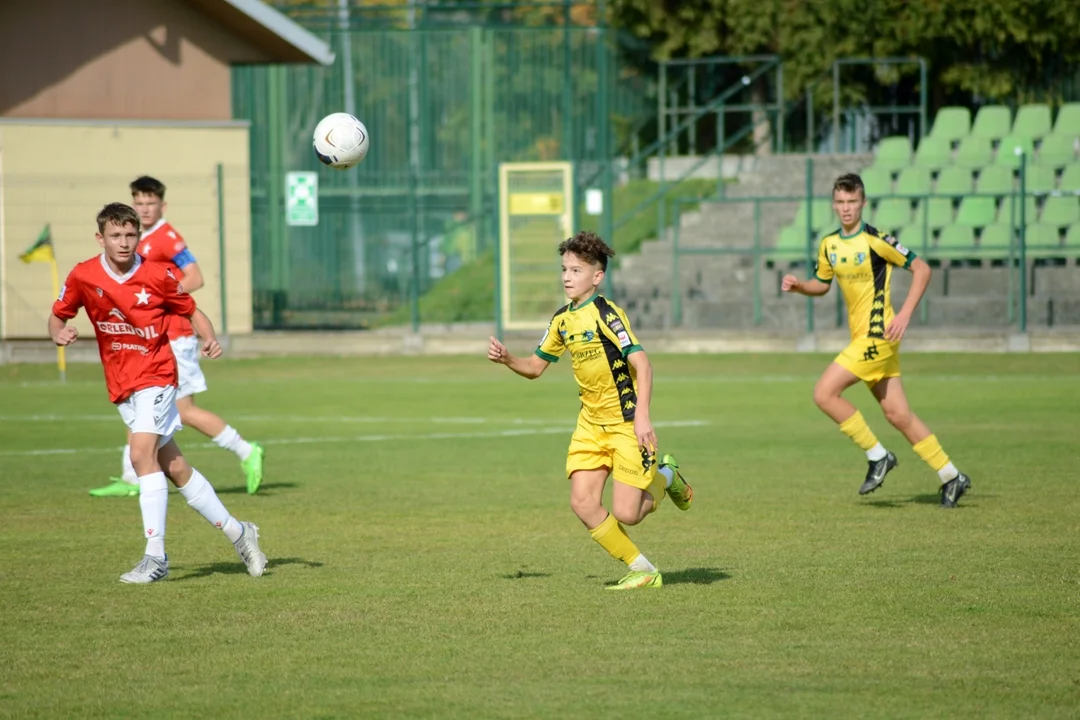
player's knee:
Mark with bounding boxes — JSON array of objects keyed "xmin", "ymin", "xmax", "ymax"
[
  {"xmin": 812, "ymin": 383, "xmax": 836, "ymax": 410},
  {"xmin": 128, "ymin": 446, "xmax": 157, "ymax": 476},
  {"xmin": 883, "ymin": 404, "xmax": 912, "ymax": 429},
  {"xmin": 570, "ymin": 490, "xmax": 601, "ymax": 519},
  {"xmin": 611, "ymin": 505, "xmax": 643, "ymax": 526}
]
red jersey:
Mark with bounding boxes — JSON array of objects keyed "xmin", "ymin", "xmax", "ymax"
[
  {"xmin": 53, "ymin": 254, "xmax": 197, "ymax": 403},
  {"xmin": 137, "ymin": 219, "xmax": 197, "ymax": 341}
]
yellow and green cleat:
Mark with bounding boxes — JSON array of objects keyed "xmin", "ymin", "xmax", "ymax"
[
  {"xmin": 89, "ymin": 478, "xmax": 139, "ymax": 498},
  {"xmin": 242, "ymin": 442, "xmax": 265, "ymax": 495},
  {"xmin": 606, "ymin": 570, "xmax": 663, "ymax": 590},
  {"xmin": 660, "ymin": 453, "xmax": 693, "ymax": 511}
]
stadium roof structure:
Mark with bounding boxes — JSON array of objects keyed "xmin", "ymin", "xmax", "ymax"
[{"xmin": 186, "ymin": 0, "xmax": 335, "ymax": 65}]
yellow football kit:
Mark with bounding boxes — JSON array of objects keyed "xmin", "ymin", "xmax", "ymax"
[
  {"xmin": 535, "ymin": 293, "xmax": 663, "ymax": 503},
  {"xmin": 814, "ymin": 222, "xmax": 916, "ymax": 386}
]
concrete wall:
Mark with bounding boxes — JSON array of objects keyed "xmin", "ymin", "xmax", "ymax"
[{"xmin": 0, "ymin": 120, "xmax": 253, "ymax": 339}]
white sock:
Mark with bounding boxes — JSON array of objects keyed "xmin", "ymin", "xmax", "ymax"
[
  {"xmin": 138, "ymin": 472, "xmax": 169, "ymax": 559},
  {"xmin": 121, "ymin": 444, "xmax": 138, "ymax": 483},
  {"xmin": 658, "ymin": 465, "xmax": 674, "ymax": 489},
  {"xmin": 178, "ymin": 469, "xmax": 243, "ymax": 543},
  {"xmin": 938, "ymin": 462, "xmax": 960, "ymax": 483},
  {"xmin": 866, "ymin": 443, "xmax": 888, "ymax": 462},
  {"xmin": 629, "ymin": 553, "xmax": 657, "ymax": 573},
  {"xmin": 212, "ymin": 426, "xmax": 253, "ymax": 462}
]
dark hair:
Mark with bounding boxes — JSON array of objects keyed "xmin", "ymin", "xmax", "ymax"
[
  {"xmin": 130, "ymin": 175, "xmax": 166, "ymax": 199},
  {"xmin": 833, "ymin": 173, "xmax": 865, "ymax": 199},
  {"xmin": 97, "ymin": 202, "xmax": 141, "ymax": 233},
  {"xmin": 558, "ymin": 231, "xmax": 616, "ymax": 271}
]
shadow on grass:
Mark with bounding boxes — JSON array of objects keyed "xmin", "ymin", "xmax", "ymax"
[
  {"xmin": 867, "ymin": 492, "xmax": 976, "ymax": 508},
  {"xmin": 500, "ymin": 570, "xmax": 552, "ymax": 580},
  {"xmin": 595, "ymin": 567, "xmax": 732, "ymax": 587},
  {"xmin": 216, "ymin": 482, "xmax": 299, "ymax": 495},
  {"xmin": 175, "ymin": 556, "xmax": 323, "ymax": 581}
]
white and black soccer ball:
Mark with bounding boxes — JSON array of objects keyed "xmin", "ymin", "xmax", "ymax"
[{"xmin": 313, "ymin": 113, "xmax": 369, "ymax": 170}]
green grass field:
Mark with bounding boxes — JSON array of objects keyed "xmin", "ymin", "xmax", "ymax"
[{"xmin": 1, "ymin": 353, "xmax": 1078, "ymax": 718}]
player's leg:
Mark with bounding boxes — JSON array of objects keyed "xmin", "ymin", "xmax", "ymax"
[
  {"xmin": 158, "ymin": 439, "xmax": 267, "ymax": 576},
  {"xmin": 658, "ymin": 453, "xmax": 693, "ymax": 511},
  {"xmin": 603, "ymin": 425, "xmax": 664, "ymax": 590},
  {"xmin": 117, "ymin": 389, "xmax": 177, "ymax": 584},
  {"xmin": 174, "ymin": 351, "xmax": 264, "ymax": 495},
  {"xmin": 816, "ymin": 345, "xmax": 898, "ymax": 495},
  {"xmin": 90, "ymin": 427, "xmax": 139, "ymax": 497},
  {"xmin": 871, "ymin": 376, "xmax": 971, "ymax": 508}
]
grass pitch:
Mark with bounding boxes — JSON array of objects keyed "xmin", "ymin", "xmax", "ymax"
[{"xmin": 1, "ymin": 353, "xmax": 1078, "ymax": 718}]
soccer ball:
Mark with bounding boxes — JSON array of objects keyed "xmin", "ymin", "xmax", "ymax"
[{"xmin": 312, "ymin": 113, "xmax": 369, "ymax": 170}]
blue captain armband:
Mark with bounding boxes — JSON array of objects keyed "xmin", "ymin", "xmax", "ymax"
[{"xmin": 171, "ymin": 248, "xmax": 197, "ymax": 269}]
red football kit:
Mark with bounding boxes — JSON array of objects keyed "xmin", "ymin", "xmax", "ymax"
[
  {"xmin": 137, "ymin": 219, "xmax": 197, "ymax": 342},
  {"xmin": 53, "ymin": 254, "xmax": 197, "ymax": 403}
]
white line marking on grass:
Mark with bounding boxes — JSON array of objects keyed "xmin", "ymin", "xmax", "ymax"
[
  {"xmin": 0, "ymin": 420, "xmax": 710, "ymax": 457},
  {"xmin": 2, "ymin": 414, "xmax": 634, "ymax": 425}
]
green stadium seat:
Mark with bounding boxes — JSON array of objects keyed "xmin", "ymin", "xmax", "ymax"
[
  {"xmin": 956, "ymin": 196, "xmax": 997, "ymax": 227},
  {"xmin": 935, "ymin": 224, "xmax": 977, "ymax": 259},
  {"xmin": 896, "ymin": 224, "xmax": 931, "ymax": 254},
  {"xmin": 1036, "ymin": 134, "xmax": 1077, "ymax": 169},
  {"xmin": 895, "ymin": 167, "xmax": 932, "ymax": 197},
  {"xmin": 792, "ymin": 199, "xmax": 837, "ymax": 233},
  {"xmin": 934, "ymin": 167, "xmax": 973, "ymax": 196},
  {"xmin": 914, "ymin": 198, "xmax": 955, "ymax": 229},
  {"xmin": 1012, "ymin": 104, "xmax": 1053, "ymax": 141},
  {"xmin": 1040, "ymin": 196, "xmax": 1080, "ymax": 227},
  {"xmin": 1023, "ymin": 165, "xmax": 1057, "ymax": 195},
  {"xmin": 1053, "ymin": 103, "xmax": 1080, "ymax": 138},
  {"xmin": 860, "ymin": 167, "xmax": 893, "ymax": 198},
  {"xmin": 873, "ymin": 136, "xmax": 913, "ymax": 171},
  {"xmin": 1065, "ymin": 224, "xmax": 1080, "ymax": 252},
  {"xmin": 873, "ymin": 198, "xmax": 912, "ymax": 232},
  {"xmin": 1003, "ymin": 196, "xmax": 1040, "ymax": 226},
  {"xmin": 913, "ymin": 136, "xmax": 952, "ymax": 170},
  {"xmin": 970, "ymin": 105, "xmax": 1012, "ymax": 141},
  {"xmin": 955, "ymin": 136, "xmax": 993, "ymax": 169},
  {"xmin": 978, "ymin": 223, "xmax": 1015, "ymax": 259},
  {"xmin": 929, "ymin": 106, "xmax": 971, "ymax": 144},
  {"xmin": 1059, "ymin": 164, "xmax": 1080, "ymax": 193},
  {"xmin": 977, "ymin": 166, "xmax": 1015, "ymax": 198},
  {"xmin": 767, "ymin": 224, "xmax": 814, "ymax": 263},
  {"xmin": 995, "ymin": 134, "xmax": 1035, "ymax": 167},
  {"xmin": 1023, "ymin": 223, "xmax": 1064, "ymax": 258}
]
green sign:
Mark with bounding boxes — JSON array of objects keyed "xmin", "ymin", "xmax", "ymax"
[{"xmin": 286, "ymin": 171, "xmax": 318, "ymax": 227}]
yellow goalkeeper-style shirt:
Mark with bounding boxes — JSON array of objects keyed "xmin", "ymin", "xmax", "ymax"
[
  {"xmin": 534, "ymin": 294, "xmax": 644, "ymax": 425},
  {"xmin": 814, "ymin": 222, "xmax": 916, "ymax": 340}
]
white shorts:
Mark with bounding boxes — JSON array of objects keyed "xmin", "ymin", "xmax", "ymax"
[
  {"xmin": 170, "ymin": 335, "xmax": 208, "ymax": 399},
  {"xmin": 117, "ymin": 386, "xmax": 182, "ymax": 448}
]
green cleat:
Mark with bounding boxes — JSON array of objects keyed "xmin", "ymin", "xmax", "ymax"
[
  {"xmin": 243, "ymin": 442, "xmax": 265, "ymax": 495},
  {"xmin": 90, "ymin": 478, "xmax": 139, "ymax": 498},
  {"xmin": 606, "ymin": 570, "xmax": 663, "ymax": 591},
  {"xmin": 660, "ymin": 453, "xmax": 693, "ymax": 511}
]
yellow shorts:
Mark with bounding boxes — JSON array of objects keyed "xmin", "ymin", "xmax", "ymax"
[
  {"xmin": 835, "ymin": 338, "xmax": 901, "ymax": 387},
  {"xmin": 565, "ymin": 414, "xmax": 664, "ymax": 506}
]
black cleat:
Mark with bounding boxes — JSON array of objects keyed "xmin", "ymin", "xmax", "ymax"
[
  {"xmin": 859, "ymin": 451, "xmax": 898, "ymax": 495},
  {"xmin": 939, "ymin": 473, "xmax": 971, "ymax": 508}
]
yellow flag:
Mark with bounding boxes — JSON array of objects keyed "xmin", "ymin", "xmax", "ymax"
[{"xmin": 20, "ymin": 225, "xmax": 54, "ymax": 264}]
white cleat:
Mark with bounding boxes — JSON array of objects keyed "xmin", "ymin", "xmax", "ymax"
[
  {"xmin": 120, "ymin": 554, "xmax": 169, "ymax": 584},
  {"xmin": 233, "ymin": 521, "xmax": 267, "ymax": 577}
]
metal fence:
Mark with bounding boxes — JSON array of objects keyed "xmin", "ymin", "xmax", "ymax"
[{"xmin": 234, "ymin": 8, "xmax": 652, "ymax": 329}]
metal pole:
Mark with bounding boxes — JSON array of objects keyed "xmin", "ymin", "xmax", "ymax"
[
  {"xmin": 408, "ymin": 0, "xmax": 421, "ymax": 331},
  {"xmin": 805, "ymin": 157, "xmax": 815, "ymax": 333},
  {"xmin": 918, "ymin": 59, "xmax": 927, "ymax": 143},
  {"xmin": 216, "ymin": 163, "xmax": 228, "ymax": 336},
  {"xmin": 597, "ymin": 0, "xmax": 614, "ymax": 296},
  {"xmin": 337, "ymin": 0, "xmax": 365, "ymax": 292},
  {"xmin": 562, "ymin": 0, "xmax": 573, "ymax": 162},
  {"xmin": 920, "ymin": 191, "xmax": 929, "ymax": 325},
  {"xmin": 266, "ymin": 65, "xmax": 286, "ymax": 328},
  {"xmin": 753, "ymin": 199, "xmax": 762, "ymax": 325},
  {"xmin": 776, "ymin": 61, "xmax": 784, "ymax": 154},
  {"xmin": 1018, "ymin": 151, "xmax": 1027, "ymax": 332},
  {"xmin": 806, "ymin": 86, "xmax": 814, "ymax": 153},
  {"xmin": 672, "ymin": 201, "xmax": 681, "ymax": 326},
  {"xmin": 688, "ymin": 65, "xmax": 697, "ymax": 154},
  {"xmin": 470, "ymin": 27, "xmax": 484, "ymax": 252},
  {"xmin": 832, "ymin": 61, "xmax": 840, "ymax": 153}
]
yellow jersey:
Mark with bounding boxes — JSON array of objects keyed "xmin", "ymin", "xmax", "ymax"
[
  {"xmin": 814, "ymin": 222, "xmax": 916, "ymax": 340},
  {"xmin": 535, "ymin": 294, "xmax": 644, "ymax": 425}
]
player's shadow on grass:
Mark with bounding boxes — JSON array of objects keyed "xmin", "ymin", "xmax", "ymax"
[
  {"xmin": 500, "ymin": 570, "xmax": 552, "ymax": 580},
  {"xmin": 657, "ymin": 567, "xmax": 731, "ymax": 586},
  {"xmin": 175, "ymin": 556, "xmax": 323, "ymax": 581},
  {"xmin": 866, "ymin": 493, "xmax": 956, "ymax": 508},
  {"xmin": 216, "ymin": 482, "xmax": 299, "ymax": 495}
]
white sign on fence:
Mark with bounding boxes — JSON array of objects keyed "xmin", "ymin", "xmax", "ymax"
[{"xmin": 286, "ymin": 171, "xmax": 319, "ymax": 227}]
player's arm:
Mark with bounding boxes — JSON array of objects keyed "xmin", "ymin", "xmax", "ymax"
[
  {"xmin": 49, "ymin": 273, "xmax": 82, "ymax": 345},
  {"xmin": 186, "ymin": 308, "xmax": 222, "ymax": 359},
  {"xmin": 887, "ymin": 256, "xmax": 931, "ymax": 341},
  {"xmin": 177, "ymin": 261, "xmax": 204, "ymax": 294},
  {"xmin": 487, "ymin": 336, "xmax": 550, "ymax": 379},
  {"xmin": 627, "ymin": 349, "xmax": 657, "ymax": 453},
  {"xmin": 781, "ymin": 276, "xmax": 831, "ymax": 296},
  {"xmin": 48, "ymin": 314, "xmax": 78, "ymax": 346}
]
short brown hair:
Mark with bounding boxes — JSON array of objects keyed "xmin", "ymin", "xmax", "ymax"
[
  {"xmin": 97, "ymin": 202, "xmax": 141, "ymax": 233},
  {"xmin": 833, "ymin": 173, "xmax": 865, "ymax": 199},
  {"xmin": 558, "ymin": 231, "xmax": 615, "ymax": 271},
  {"xmin": 130, "ymin": 175, "xmax": 166, "ymax": 199}
]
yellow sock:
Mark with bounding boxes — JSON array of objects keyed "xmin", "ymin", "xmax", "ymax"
[
  {"xmin": 912, "ymin": 434, "xmax": 950, "ymax": 472},
  {"xmin": 838, "ymin": 411, "xmax": 879, "ymax": 451},
  {"xmin": 588, "ymin": 514, "xmax": 640, "ymax": 565}
]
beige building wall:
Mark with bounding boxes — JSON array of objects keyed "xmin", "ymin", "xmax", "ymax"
[
  {"xmin": 0, "ymin": 121, "xmax": 253, "ymax": 339},
  {"xmin": 0, "ymin": 0, "xmax": 268, "ymax": 120}
]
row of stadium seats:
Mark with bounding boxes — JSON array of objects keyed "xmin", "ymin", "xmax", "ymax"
[
  {"xmin": 872, "ymin": 103, "xmax": 1080, "ymax": 172},
  {"xmin": 862, "ymin": 164, "xmax": 1080, "ymax": 199}
]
